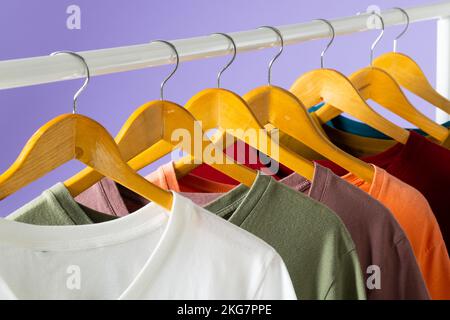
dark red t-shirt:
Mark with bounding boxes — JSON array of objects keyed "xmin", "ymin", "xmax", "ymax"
[{"xmin": 315, "ymin": 131, "xmax": 450, "ymax": 252}]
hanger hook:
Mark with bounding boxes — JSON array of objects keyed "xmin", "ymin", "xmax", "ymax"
[
  {"xmin": 369, "ymin": 12, "xmax": 385, "ymax": 66},
  {"xmin": 50, "ymin": 51, "xmax": 90, "ymax": 114},
  {"xmin": 151, "ymin": 40, "xmax": 179, "ymax": 100},
  {"xmin": 313, "ymin": 19, "xmax": 335, "ymax": 69},
  {"xmin": 211, "ymin": 33, "xmax": 237, "ymax": 88},
  {"xmin": 258, "ymin": 26, "xmax": 284, "ymax": 85},
  {"xmin": 392, "ymin": 7, "xmax": 410, "ymax": 53}
]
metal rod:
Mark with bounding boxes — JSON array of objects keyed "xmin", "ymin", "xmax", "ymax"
[{"xmin": 0, "ymin": 1, "xmax": 450, "ymax": 90}]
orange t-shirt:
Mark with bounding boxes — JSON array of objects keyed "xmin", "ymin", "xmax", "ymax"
[{"xmin": 343, "ymin": 165, "xmax": 450, "ymax": 300}]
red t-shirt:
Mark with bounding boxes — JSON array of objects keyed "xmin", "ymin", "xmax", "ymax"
[
  {"xmin": 315, "ymin": 131, "xmax": 450, "ymax": 252},
  {"xmin": 186, "ymin": 140, "xmax": 286, "ymax": 184}
]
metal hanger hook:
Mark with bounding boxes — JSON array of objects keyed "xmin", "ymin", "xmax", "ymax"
[
  {"xmin": 258, "ymin": 26, "xmax": 284, "ymax": 85},
  {"xmin": 369, "ymin": 11, "xmax": 385, "ymax": 66},
  {"xmin": 392, "ymin": 7, "xmax": 410, "ymax": 53},
  {"xmin": 50, "ymin": 51, "xmax": 90, "ymax": 114},
  {"xmin": 313, "ymin": 19, "xmax": 335, "ymax": 69},
  {"xmin": 151, "ymin": 40, "xmax": 180, "ymax": 100},
  {"xmin": 211, "ymin": 33, "xmax": 237, "ymax": 88}
]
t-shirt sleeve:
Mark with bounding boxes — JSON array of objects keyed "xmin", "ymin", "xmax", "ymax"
[
  {"xmin": 393, "ymin": 238, "xmax": 430, "ymax": 299},
  {"xmin": 253, "ymin": 251, "xmax": 297, "ymax": 300},
  {"xmin": 421, "ymin": 242, "xmax": 450, "ymax": 300},
  {"xmin": 324, "ymin": 249, "xmax": 367, "ymax": 300}
]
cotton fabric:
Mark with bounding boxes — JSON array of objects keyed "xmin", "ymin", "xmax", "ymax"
[
  {"xmin": 65, "ymin": 161, "xmax": 430, "ymax": 299},
  {"xmin": 341, "ymin": 166, "xmax": 450, "ymax": 300},
  {"xmin": 73, "ymin": 171, "xmax": 366, "ymax": 300},
  {"xmin": 1, "ymin": 189, "xmax": 296, "ymax": 300}
]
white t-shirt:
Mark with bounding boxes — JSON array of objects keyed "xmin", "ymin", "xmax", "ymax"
[{"xmin": 0, "ymin": 192, "xmax": 296, "ymax": 300}]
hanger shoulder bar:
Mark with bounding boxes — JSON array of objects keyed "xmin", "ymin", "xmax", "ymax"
[{"xmin": 0, "ymin": 113, "xmax": 173, "ymax": 209}]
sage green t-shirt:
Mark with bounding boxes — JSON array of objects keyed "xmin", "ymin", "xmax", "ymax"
[
  {"xmin": 7, "ymin": 175, "xmax": 366, "ymax": 300},
  {"xmin": 203, "ymin": 173, "xmax": 366, "ymax": 300},
  {"xmin": 6, "ymin": 183, "xmax": 116, "ymax": 225}
]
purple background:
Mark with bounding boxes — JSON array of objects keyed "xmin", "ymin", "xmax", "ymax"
[{"xmin": 0, "ymin": 0, "xmax": 441, "ymax": 215}]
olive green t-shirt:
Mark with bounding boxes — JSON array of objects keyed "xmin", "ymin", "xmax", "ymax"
[
  {"xmin": 202, "ymin": 173, "xmax": 366, "ymax": 300},
  {"xmin": 6, "ymin": 183, "xmax": 116, "ymax": 225}
]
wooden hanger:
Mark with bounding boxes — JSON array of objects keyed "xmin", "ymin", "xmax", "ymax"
[
  {"xmin": 173, "ymin": 33, "xmax": 315, "ymax": 181},
  {"xmin": 243, "ymin": 25, "xmax": 373, "ymax": 182},
  {"xmin": 317, "ymin": 12, "xmax": 449, "ymax": 143},
  {"xmin": 290, "ymin": 17, "xmax": 410, "ymax": 144},
  {"xmin": 65, "ymin": 41, "xmax": 257, "ymax": 195},
  {"xmin": 245, "ymin": 85, "xmax": 374, "ymax": 182},
  {"xmin": 374, "ymin": 53, "xmax": 450, "ymax": 116},
  {"xmin": 373, "ymin": 7, "xmax": 450, "ymax": 116},
  {"xmin": 348, "ymin": 67, "xmax": 448, "ymax": 142},
  {"xmin": 175, "ymin": 88, "xmax": 315, "ymax": 180},
  {"xmin": 65, "ymin": 100, "xmax": 258, "ymax": 194},
  {"xmin": 0, "ymin": 114, "xmax": 173, "ymax": 210},
  {"xmin": 0, "ymin": 51, "xmax": 173, "ymax": 210}
]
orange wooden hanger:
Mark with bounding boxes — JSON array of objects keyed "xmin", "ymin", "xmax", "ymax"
[
  {"xmin": 65, "ymin": 41, "xmax": 257, "ymax": 195},
  {"xmin": 373, "ymin": 7, "xmax": 450, "ymax": 116},
  {"xmin": 290, "ymin": 16, "xmax": 410, "ymax": 144},
  {"xmin": 243, "ymin": 25, "xmax": 374, "ymax": 183},
  {"xmin": 316, "ymin": 12, "xmax": 449, "ymax": 143},
  {"xmin": 173, "ymin": 33, "xmax": 315, "ymax": 180},
  {"xmin": 0, "ymin": 51, "xmax": 173, "ymax": 210}
]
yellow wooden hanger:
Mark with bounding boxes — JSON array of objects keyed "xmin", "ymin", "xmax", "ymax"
[
  {"xmin": 65, "ymin": 41, "xmax": 257, "ymax": 195},
  {"xmin": 290, "ymin": 19, "xmax": 410, "ymax": 144},
  {"xmin": 317, "ymin": 12, "xmax": 449, "ymax": 143},
  {"xmin": 173, "ymin": 33, "xmax": 315, "ymax": 180},
  {"xmin": 374, "ymin": 7, "xmax": 450, "ymax": 116},
  {"xmin": 243, "ymin": 25, "xmax": 374, "ymax": 183},
  {"xmin": 0, "ymin": 51, "xmax": 173, "ymax": 210}
]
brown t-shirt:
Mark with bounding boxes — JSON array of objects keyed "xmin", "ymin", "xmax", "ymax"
[{"xmin": 75, "ymin": 163, "xmax": 429, "ymax": 300}]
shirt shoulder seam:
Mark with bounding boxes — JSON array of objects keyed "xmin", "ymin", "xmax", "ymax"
[
  {"xmin": 323, "ymin": 247, "xmax": 359, "ymax": 300},
  {"xmin": 252, "ymin": 248, "xmax": 279, "ymax": 299}
]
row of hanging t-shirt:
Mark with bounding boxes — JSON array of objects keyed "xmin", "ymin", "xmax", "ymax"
[{"xmin": 0, "ymin": 113, "xmax": 450, "ymax": 300}]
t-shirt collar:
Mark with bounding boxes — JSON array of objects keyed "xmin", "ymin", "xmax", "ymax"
[
  {"xmin": 0, "ymin": 191, "xmax": 191, "ymax": 300},
  {"xmin": 341, "ymin": 164, "xmax": 387, "ymax": 200},
  {"xmin": 279, "ymin": 163, "xmax": 334, "ymax": 202},
  {"xmin": 317, "ymin": 131, "xmax": 425, "ymax": 176},
  {"xmin": 353, "ymin": 132, "xmax": 426, "ymax": 175},
  {"xmin": 204, "ymin": 171, "xmax": 273, "ymax": 226}
]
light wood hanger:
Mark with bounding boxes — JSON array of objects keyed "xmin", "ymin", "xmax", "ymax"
[
  {"xmin": 243, "ymin": 25, "xmax": 374, "ymax": 183},
  {"xmin": 373, "ymin": 7, "xmax": 450, "ymax": 116},
  {"xmin": 290, "ymin": 17, "xmax": 410, "ymax": 144},
  {"xmin": 374, "ymin": 53, "xmax": 450, "ymax": 116},
  {"xmin": 176, "ymin": 88, "xmax": 315, "ymax": 180},
  {"xmin": 65, "ymin": 100, "xmax": 258, "ymax": 194},
  {"xmin": 316, "ymin": 12, "xmax": 449, "ymax": 143},
  {"xmin": 173, "ymin": 33, "xmax": 315, "ymax": 181},
  {"xmin": 65, "ymin": 41, "xmax": 257, "ymax": 195},
  {"xmin": 348, "ymin": 67, "xmax": 448, "ymax": 142},
  {"xmin": 0, "ymin": 51, "xmax": 173, "ymax": 210}
]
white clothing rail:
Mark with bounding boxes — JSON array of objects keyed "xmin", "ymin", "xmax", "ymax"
[
  {"xmin": 0, "ymin": 1, "xmax": 450, "ymax": 121},
  {"xmin": 436, "ymin": 17, "xmax": 450, "ymax": 122}
]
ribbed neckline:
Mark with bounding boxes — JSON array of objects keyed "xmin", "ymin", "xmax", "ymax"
[
  {"xmin": 0, "ymin": 192, "xmax": 189, "ymax": 300},
  {"xmin": 205, "ymin": 172, "xmax": 273, "ymax": 226}
]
